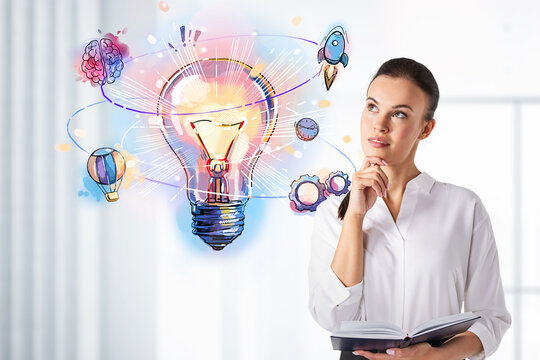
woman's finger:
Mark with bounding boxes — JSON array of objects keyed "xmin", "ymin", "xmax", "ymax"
[
  {"xmin": 359, "ymin": 174, "xmax": 384, "ymax": 198},
  {"xmin": 369, "ymin": 176, "xmax": 385, "ymax": 198},
  {"xmin": 353, "ymin": 169, "xmax": 386, "ymax": 198},
  {"xmin": 372, "ymin": 166, "xmax": 390, "ymax": 193},
  {"xmin": 363, "ymin": 165, "xmax": 390, "ymax": 194},
  {"xmin": 352, "ymin": 350, "xmax": 394, "ymax": 360},
  {"xmin": 360, "ymin": 156, "xmax": 387, "ymax": 170},
  {"xmin": 373, "ymin": 171, "xmax": 389, "ymax": 196}
]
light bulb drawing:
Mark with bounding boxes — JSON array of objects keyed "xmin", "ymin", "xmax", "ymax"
[{"xmin": 157, "ymin": 58, "xmax": 277, "ymax": 251}]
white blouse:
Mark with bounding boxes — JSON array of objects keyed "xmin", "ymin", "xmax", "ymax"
[{"xmin": 308, "ymin": 171, "xmax": 511, "ymax": 359}]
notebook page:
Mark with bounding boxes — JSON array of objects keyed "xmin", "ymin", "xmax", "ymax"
[
  {"xmin": 335, "ymin": 321, "xmax": 405, "ymax": 339},
  {"xmin": 409, "ymin": 312, "xmax": 478, "ymax": 337}
]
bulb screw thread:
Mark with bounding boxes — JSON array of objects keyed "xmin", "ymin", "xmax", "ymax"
[{"xmin": 191, "ymin": 201, "xmax": 246, "ymax": 251}]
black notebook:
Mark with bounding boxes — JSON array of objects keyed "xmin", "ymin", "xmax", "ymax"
[{"xmin": 331, "ymin": 312, "xmax": 481, "ymax": 352}]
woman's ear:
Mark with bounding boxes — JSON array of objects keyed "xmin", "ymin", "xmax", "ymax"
[{"xmin": 420, "ymin": 119, "xmax": 436, "ymax": 139}]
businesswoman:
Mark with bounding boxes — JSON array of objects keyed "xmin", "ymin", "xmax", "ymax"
[{"xmin": 308, "ymin": 58, "xmax": 511, "ymax": 360}]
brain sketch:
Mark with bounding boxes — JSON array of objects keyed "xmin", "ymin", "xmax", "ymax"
[{"xmin": 81, "ymin": 38, "xmax": 124, "ymax": 85}]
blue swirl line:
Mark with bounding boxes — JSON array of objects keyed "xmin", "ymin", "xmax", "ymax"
[
  {"xmin": 72, "ymin": 32, "xmax": 332, "ymax": 199},
  {"xmin": 66, "ymin": 104, "xmax": 104, "ymax": 154},
  {"xmin": 319, "ymin": 137, "xmax": 357, "ymax": 172},
  {"xmin": 124, "ymin": 34, "xmax": 319, "ymax": 64},
  {"xmin": 100, "ymin": 33, "xmax": 320, "ymax": 115},
  {"xmin": 145, "ymin": 178, "xmax": 287, "ymax": 198},
  {"xmin": 67, "ymin": 98, "xmax": 148, "ymax": 154}
]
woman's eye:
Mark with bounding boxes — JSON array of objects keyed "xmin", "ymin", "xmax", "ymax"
[
  {"xmin": 394, "ymin": 111, "xmax": 407, "ymax": 118},
  {"xmin": 367, "ymin": 104, "xmax": 377, "ymax": 111}
]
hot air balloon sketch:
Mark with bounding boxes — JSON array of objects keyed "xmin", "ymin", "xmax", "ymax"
[{"xmin": 87, "ymin": 147, "xmax": 126, "ymax": 202}]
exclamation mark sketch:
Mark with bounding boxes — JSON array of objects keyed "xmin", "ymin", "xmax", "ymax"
[
  {"xmin": 193, "ymin": 30, "xmax": 201, "ymax": 46},
  {"xmin": 180, "ymin": 25, "xmax": 186, "ymax": 47},
  {"xmin": 179, "ymin": 25, "xmax": 203, "ymax": 47}
]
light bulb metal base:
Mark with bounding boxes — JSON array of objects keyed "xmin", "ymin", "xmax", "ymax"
[{"xmin": 191, "ymin": 201, "xmax": 246, "ymax": 251}]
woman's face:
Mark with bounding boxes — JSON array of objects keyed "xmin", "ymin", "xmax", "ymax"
[{"xmin": 360, "ymin": 75, "xmax": 434, "ymax": 165}]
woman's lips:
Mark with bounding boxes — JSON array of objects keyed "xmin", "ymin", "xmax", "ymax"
[{"xmin": 369, "ymin": 140, "xmax": 390, "ymax": 148}]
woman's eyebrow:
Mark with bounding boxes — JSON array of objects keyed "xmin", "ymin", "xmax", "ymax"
[
  {"xmin": 366, "ymin": 97, "xmax": 414, "ymax": 112},
  {"xmin": 366, "ymin": 97, "xmax": 380, "ymax": 105},
  {"xmin": 393, "ymin": 104, "xmax": 414, "ymax": 112}
]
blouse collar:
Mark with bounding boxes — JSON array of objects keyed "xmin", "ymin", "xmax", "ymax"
[{"xmin": 409, "ymin": 171, "xmax": 436, "ymax": 194}]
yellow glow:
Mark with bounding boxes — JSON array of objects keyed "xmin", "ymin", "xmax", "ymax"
[
  {"xmin": 318, "ymin": 100, "xmax": 331, "ymax": 108},
  {"xmin": 250, "ymin": 63, "xmax": 265, "ymax": 78},
  {"xmin": 54, "ymin": 143, "xmax": 70, "ymax": 152},
  {"xmin": 285, "ymin": 145, "xmax": 295, "ymax": 155},
  {"xmin": 170, "ymin": 66, "xmax": 272, "ymax": 163},
  {"xmin": 191, "ymin": 120, "xmax": 243, "ymax": 159}
]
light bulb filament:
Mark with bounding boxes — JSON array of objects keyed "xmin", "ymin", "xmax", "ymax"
[{"xmin": 191, "ymin": 119, "xmax": 244, "ymax": 204}]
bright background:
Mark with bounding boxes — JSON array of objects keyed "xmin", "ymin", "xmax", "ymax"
[{"xmin": 1, "ymin": 0, "xmax": 539, "ymax": 359}]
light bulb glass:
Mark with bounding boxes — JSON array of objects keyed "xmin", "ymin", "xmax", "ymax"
[{"xmin": 157, "ymin": 58, "xmax": 277, "ymax": 250}]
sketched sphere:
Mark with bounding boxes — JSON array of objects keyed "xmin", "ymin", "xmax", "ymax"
[{"xmin": 295, "ymin": 117, "xmax": 319, "ymax": 141}]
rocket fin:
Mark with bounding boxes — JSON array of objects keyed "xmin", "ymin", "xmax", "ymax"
[
  {"xmin": 317, "ymin": 48, "xmax": 325, "ymax": 64},
  {"xmin": 340, "ymin": 53, "xmax": 349, "ymax": 67}
]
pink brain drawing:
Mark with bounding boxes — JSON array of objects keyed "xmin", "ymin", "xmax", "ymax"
[{"xmin": 81, "ymin": 38, "xmax": 124, "ymax": 85}]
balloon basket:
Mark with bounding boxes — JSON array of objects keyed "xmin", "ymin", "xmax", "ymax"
[{"xmin": 105, "ymin": 192, "xmax": 119, "ymax": 202}]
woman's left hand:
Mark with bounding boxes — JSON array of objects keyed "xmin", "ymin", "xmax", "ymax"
[{"xmin": 353, "ymin": 342, "xmax": 443, "ymax": 360}]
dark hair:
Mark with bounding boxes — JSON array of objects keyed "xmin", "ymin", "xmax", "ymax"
[{"xmin": 337, "ymin": 57, "xmax": 439, "ymax": 220}]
